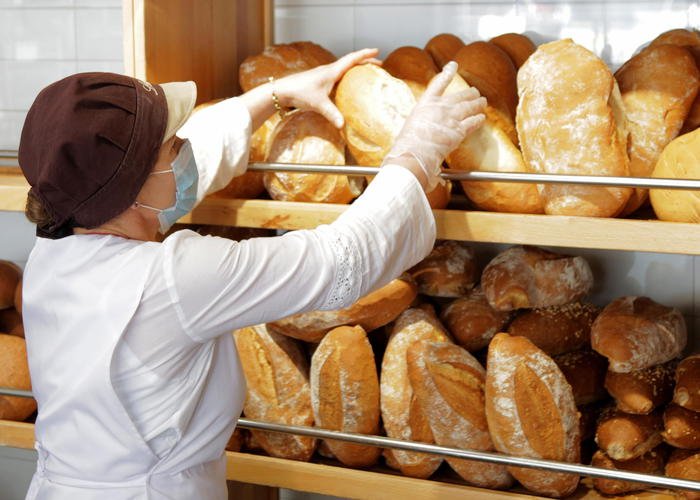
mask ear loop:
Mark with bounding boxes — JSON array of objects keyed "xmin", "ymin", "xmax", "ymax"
[{"xmin": 133, "ymin": 168, "xmax": 176, "ymax": 211}]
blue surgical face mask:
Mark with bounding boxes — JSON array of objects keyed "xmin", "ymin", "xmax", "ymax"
[{"xmin": 136, "ymin": 138, "xmax": 199, "ymax": 234}]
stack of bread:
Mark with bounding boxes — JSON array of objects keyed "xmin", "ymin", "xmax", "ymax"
[{"xmin": 0, "ymin": 260, "xmax": 36, "ymax": 422}]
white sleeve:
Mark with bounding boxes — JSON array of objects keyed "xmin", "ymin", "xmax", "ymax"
[
  {"xmin": 176, "ymin": 97, "xmax": 252, "ymax": 203},
  {"xmin": 162, "ymin": 164, "xmax": 435, "ymax": 342}
]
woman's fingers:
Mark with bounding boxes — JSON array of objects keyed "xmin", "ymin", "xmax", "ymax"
[
  {"xmin": 315, "ymin": 98, "xmax": 345, "ymax": 128},
  {"xmin": 332, "ymin": 48, "xmax": 380, "ymax": 74},
  {"xmin": 422, "ymin": 61, "xmax": 458, "ymax": 99}
]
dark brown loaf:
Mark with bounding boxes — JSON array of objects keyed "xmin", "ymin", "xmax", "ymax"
[
  {"xmin": 383, "ymin": 46, "xmax": 438, "ymax": 99},
  {"xmin": 666, "ymin": 448, "xmax": 700, "ymax": 500},
  {"xmin": 310, "ymin": 325, "xmax": 381, "ymax": 467},
  {"xmin": 674, "ymin": 354, "xmax": 700, "ymax": 411},
  {"xmin": 517, "ymin": 39, "xmax": 632, "ymax": 217},
  {"xmin": 424, "ymin": 33, "xmax": 464, "ymax": 69},
  {"xmin": 485, "ymin": 333, "xmax": 580, "ymax": 498},
  {"xmin": 481, "ymin": 246, "xmax": 594, "ymax": 312},
  {"xmin": 380, "ymin": 307, "xmax": 451, "ymax": 478},
  {"xmin": 288, "ymin": 41, "xmax": 336, "ymax": 67},
  {"xmin": 605, "ymin": 361, "xmax": 677, "ymax": 414},
  {"xmin": 267, "ymin": 277, "xmax": 418, "ymax": 342},
  {"xmin": 14, "ymin": 279, "xmax": 21, "ymax": 315},
  {"xmin": 408, "ymin": 240, "xmax": 476, "ymax": 298},
  {"xmin": 591, "ymin": 296, "xmax": 687, "ymax": 373},
  {"xmin": 440, "ymin": 287, "xmax": 512, "ymax": 352},
  {"xmin": 508, "ymin": 302, "xmax": 599, "ymax": 356},
  {"xmin": 591, "ymin": 447, "xmax": 667, "ymax": 496},
  {"xmin": 595, "ymin": 407, "xmax": 663, "ymax": 461},
  {"xmin": 489, "ymin": 33, "xmax": 537, "ymax": 69},
  {"xmin": 0, "ymin": 334, "xmax": 36, "ymax": 421},
  {"xmin": 233, "ymin": 325, "xmax": 316, "ymax": 461},
  {"xmin": 554, "ymin": 350, "xmax": 608, "ymax": 406},
  {"xmin": 407, "ymin": 340, "xmax": 513, "ymax": 488},
  {"xmin": 662, "ymin": 404, "xmax": 700, "ymax": 449},
  {"xmin": 0, "ymin": 261, "xmax": 20, "ymax": 310}
]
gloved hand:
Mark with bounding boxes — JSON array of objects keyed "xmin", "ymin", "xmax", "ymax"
[
  {"xmin": 274, "ymin": 48, "xmax": 380, "ymax": 128},
  {"xmin": 384, "ymin": 61, "xmax": 487, "ymax": 191}
]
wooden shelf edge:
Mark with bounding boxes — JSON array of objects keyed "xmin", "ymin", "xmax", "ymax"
[{"xmin": 2, "ymin": 173, "xmax": 699, "ymax": 255}]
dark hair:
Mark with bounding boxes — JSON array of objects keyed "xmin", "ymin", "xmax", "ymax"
[{"xmin": 25, "ymin": 190, "xmax": 54, "ymax": 229}]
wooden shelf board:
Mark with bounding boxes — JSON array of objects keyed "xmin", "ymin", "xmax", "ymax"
[{"xmin": 2, "ymin": 173, "xmax": 699, "ymax": 255}]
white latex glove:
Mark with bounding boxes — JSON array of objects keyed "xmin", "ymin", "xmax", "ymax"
[{"xmin": 384, "ymin": 61, "xmax": 486, "ymax": 191}]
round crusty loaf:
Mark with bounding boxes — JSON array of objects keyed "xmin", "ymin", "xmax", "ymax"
[
  {"xmin": 605, "ymin": 360, "xmax": 677, "ymax": 415},
  {"xmin": 485, "ymin": 333, "xmax": 580, "ymax": 498},
  {"xmin": 554, "ymin": 350, "xmax": 609, "ymax": 406},
  {"xmin": 595, "ymin": 407, "xmax": 664, "ymax": 461},
  {"xmin": 287, "ymin": 41, "xmax": 336, "ymax": 67},
  {"xmin": 263, "ymin": 110, "xmax": 363, "ymax": 203},
  {"xmin": 425, "ymin": 33, "xmax": 465, "ymax": 69},
  {"xmin": 267, "ymin": 277, "xmax": 417, "ymax": 343},
  {"xmin": 310, "ymin": 325, "xmax": 381, "ymax": 467},
  {"xmin": 666, "ymin": 448, "xmax": 700, "ymax": 500},
  {"xmin": 0, "ymin": 261, "xmax": 21, "ymax": 310},
  {"xmin": 407, "ymin": 340, "xmax": 513, "ymax": 489},
  {"xmin": 380, "ymin": 307, "xmax": 450, "ymax": 478},
  {"xmin": 650, "ymin": 127, "xmax": 700, "ymax": 223},
  {"xmin": 489, "ymin": 32, "xmax": 537, "ymax": 69},
  {"xmin": 591, "ymin": 447, "xmax": 667, "ymax": 496},
  {"xmin": 508, "ymin": 302, "xmax": 599, "ymax": 356},
  {"xmin": 674, "ymin": 354, "xmax": 700, "ymax": 411},
  {"xmin": 0, "ymin": 334, "xmax": 36, "ymax": 421},
  {"xmin": 662, "ymin": 404, "xmax": 700, "ymax": 449},
  {"xmin": 440, "ymin": 287, "xmax": 512, "ymax": 352},
  {"xmin": 233, "ymin": 325, "xmax": 316, "ymax": 461},
  {"xmin": 408, "ymin": 240, "xmax": 476, "ymax": 298},
  {"xmin": 591, "ymin": 296, "xmax": 686, "ymax": 373},
  {"xmin": 517, "ymin": 39, "xmax": 632, "ymax": 217},
  {"xmin": 615, "ymin": 43, "xmax": 700, "ymax": 215},
  {"xmin": 383, "ymin": 46, "xmax": 438, "ymax": 100},
  {"xmin": 481, "ymin": 246, "xmax": 594, "ymax": 312}
]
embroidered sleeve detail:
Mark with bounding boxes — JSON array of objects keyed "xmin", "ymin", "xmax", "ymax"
[{"xmin": 319, "ymin": 228, "xmax": 361, "ymax": 311}]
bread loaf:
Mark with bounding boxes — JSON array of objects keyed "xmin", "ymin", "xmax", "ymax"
[
  {"xmin": 650, "ymin": 128, "xmax": 700, "ymax": 223},
  {"xmin": 440, "ymin": 287, "xmax": 511, "ymax": 352},
  {"xmin": 481, "ymin": 246, "xmax": 594, "ymax": 311},
  {"xmin": 517, "ymin": 39, "xmax": 632, "ymax": 217},
  {"xmin": 0, "ymin": 308, "xmax": 21, "ymax": 336},
  {"xmin": 407, "ymin": 340, "xmax": 513, "ymax": 488},
  {"xmin": 425, "ymin": 33, "xmax": 464, "ymax": 69},
  {"xmin": 663, "ymin": 404, "xmax": 700, "ymax": 449},
  {"xmin": 14, "ymin": 279, "xmax": 21, "ymax": 315},
  {"xmin": 267, "ymin": 277, "xmax": 417, "ymax": 342},
  {"xmin": 489, "ymin": 33, "xmax": 537, "ymax": 69},
  {"xmin": 485, "ymin": 333, "xmax": 580, "ymax": 497},
  {"xmin": 263, "ymin": 110, "xmax": 363, "ymax": 203},
  {"xmin": 615, "ymin": 44, "xmax": 700, "ymax": 214},
  {"xmin": 380, "ymin": 307, "xmax": 450, "ymax": 478},
  {"xmin": 0, "ymin": 334, "xmax": 36, "ymax": 421},
  {"xmin": 674, "ymin": 354, "xmax": 700, "ymax": 411},
  {"xmin": 508, "ymin": 302, "xmax": 599, "ymax": 356},
  {"xmin": 408, "ymin": 240, "xmax": 476, "ymax": 298},
  {"xmin": 233, "ymin": 325, "xmax": 316, "ymax": 461},
  {"xmin": 666, "ymin": 448, "xmax": 700, "ymax": 500},
  {"xmin": 383, "ymin": 46, "xmax": 438, "ymax": 100},
  {"xmin": 287, "ymin": 41, "xmax": 336, "ymax": 67},
  {"xmin": 591, "ymin": 296, "xmax": 686, "ymax": 373},
  {"xmin": 591, "ymin": 447, "xmax": 667, "ymax": 496},
  {"xmin": 605, "ymin": 361, "xmax": 676, "ymax": 414},
  {"xmin": 554, "ymin": 350, "xmax": 609, "ymax": 406},
  {"xmin": 310, "ymin": 325, "xmax": 381, "ymax": 467},
  {"xmin": 0, "ymin": 261, "xmax": 20, "ymax": 310},
  {"xmin": 226, "ymin": 428, "xmax": 246, "ymax": 452},
  {"xmin": 595, "ymin": 407, "xmax": 663, "ymax": 461}
]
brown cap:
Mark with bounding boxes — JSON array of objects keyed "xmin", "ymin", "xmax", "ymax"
[{"xmin": 18, "ymin": 72, "xmax": 196, "ymax": 238}]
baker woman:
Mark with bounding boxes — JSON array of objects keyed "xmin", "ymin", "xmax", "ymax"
[{"xmin": 18, "ymin": 48, "xmax": 485, "ymax": 499}]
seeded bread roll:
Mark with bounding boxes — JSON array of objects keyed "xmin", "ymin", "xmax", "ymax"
[
  {"xmin": 554, "ymin": 350, "xmax": 609, "ymax": 406},
  {"xmin": 0, "ymin": 261, "xmax": 21, "ymax": 310},
  {"xmin": 481, "ymin": 246, "xmax": 594, "ymax": 312},
  {"xmin": 674, "ymin": 354, "xmax": 700, "ymax": 411},
  {"xmin": 605, "ymin": 361, "xmax": 677, "ymax": 414},
  {"xmin": 485, "ymin": 333, "xmax": 580, "ymax": 498},
  {"xmin": 591, "ymin": 447, "xmax": 667, "ymax": 496},
  {"xmin": 615, "ymin": 44, "xmax": 700, "ymax": 214},
  {"xmin": 380, "ymin": 307, "xmax": 451, "ymax": 478},
  {"xmin": 440, "ymin": 287, "xmax": 512, "ymax": 352},
  {"xmin": 267, "ymin": 277, "xmax": 417, "ymax": 342},
  {"xmin": 595, "ymin": 407, "xmax": 663, "ymax": 461},
  {"xmin": 425, "ymin": 33, "xmax": 465, "ymax": 69},
  {"xmin": 407, "ymin": 340, "xmax": 513, "ymax": 489},
  {"xmin": 591, "ymin": 296, "xmax": 687, "ymax": 373},
  {"xmin": 0, "ymin": 334, "xmax": 36, "ymax": 421},
  {"xmin": 662, "ymin": 404, "xmax": 700, "ymax": 449},
  {"xmin": 666, "ymin": 448, "xmax": 700, "ymax": 500},
  {"xmin": 508, "ymin": 302, "xmax": 600, "ymax": 356},
  {"xmin": 383, "ymin": 46, "xmax": 438, "ymax": 100},
  {"xmin": 310, "ymin": 325, "xmax": 381, "ymax": 467},
  {"xmin": 489, "ymin": 33, "xmax": 537, "ymax": 69},
  {"xmin": 517, "ymin": 39, "xmax": 632, "ymax": 217},
  {"xmin": 408, "ymin": 240, "xmax": 476, "ymax": 298},
  {"xmin": 233, "ymin": 325, "xmax": 316, "ymax": 461}
]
